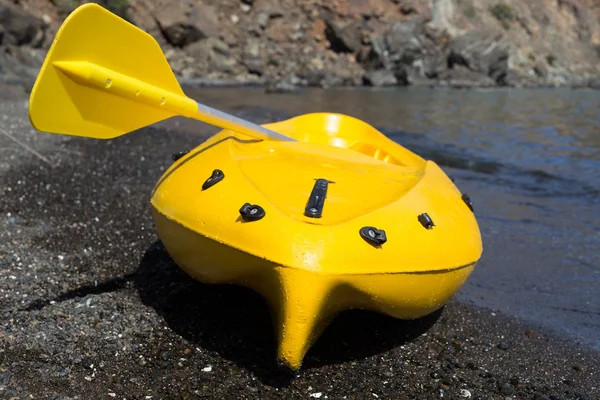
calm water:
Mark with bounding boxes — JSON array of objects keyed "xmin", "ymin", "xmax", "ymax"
[{"xmin": 187, "ymin": 86, "xmax": 600, "ymax": 349}]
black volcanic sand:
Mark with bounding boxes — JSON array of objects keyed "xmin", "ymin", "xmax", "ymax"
[{"xmin": 1, "ymin": 98, "xmax": 599, "ymax": 400}]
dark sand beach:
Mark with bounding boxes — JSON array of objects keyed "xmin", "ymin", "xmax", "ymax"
[{"xmin": 1, "ymin": 87, "xmax": 599, "ymax": 399}]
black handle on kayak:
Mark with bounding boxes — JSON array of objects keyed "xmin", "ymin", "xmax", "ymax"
[{"xmin": 304, "ymin": 178, "xmax": 329, "ymax": 218}]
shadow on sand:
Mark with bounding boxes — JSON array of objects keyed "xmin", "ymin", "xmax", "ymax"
[
  {"xmin": 132, "ymin": 241, "xmax": 444, "ymax": 384},
  {"xmin": 25, "ymin": 240, "xmax": 444, "ymax": 386}
]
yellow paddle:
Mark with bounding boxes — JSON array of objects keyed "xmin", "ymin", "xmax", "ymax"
[{"xmin": 28, "ymin": 3, "xmax": 295, "ymax": 142}]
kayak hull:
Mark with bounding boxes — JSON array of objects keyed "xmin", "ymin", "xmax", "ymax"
[
  {"xmin": 150, "ymin": 112, "xmax": 483, "ymax": 369},
  {"xmin": 152, "ymin": 208, "xmax": 475, "ymax": 369}
]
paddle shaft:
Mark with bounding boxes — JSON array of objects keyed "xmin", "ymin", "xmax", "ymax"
[{"xmin": 195, "ymin": 102, "xmax": 296, "ymax": 142}]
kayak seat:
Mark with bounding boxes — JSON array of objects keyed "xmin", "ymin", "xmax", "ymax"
[
  {"xmin": 225, "ymin": 112, "xmax": 429, "ymax": 225},
  {"xmin": 261, "ymin": 112, "xmax": 426, "ymax": 169}
]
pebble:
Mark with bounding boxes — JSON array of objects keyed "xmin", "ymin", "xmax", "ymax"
[
  {"xmin": 257, "ymin": 13, "xmax": 269, "ymax": 29},
  {"xmin": 500, "ymin": 382, "xmax": 515, "ymax": 395},
  {"xmin": 497, "ymin": 343, "xmax": 510, "ymax": 351}
]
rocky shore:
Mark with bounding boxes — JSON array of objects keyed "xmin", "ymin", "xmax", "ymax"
[{"xmin": 2, "ymin": 0, "xmax": 600, "ymax": 92}]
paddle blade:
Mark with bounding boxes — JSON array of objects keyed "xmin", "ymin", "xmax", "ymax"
[{"xmin": 28, "ymin": 3, "xmax": 185, "ymax": 139}]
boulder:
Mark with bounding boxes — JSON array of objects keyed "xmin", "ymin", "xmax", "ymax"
[
  {"xmin": 385, "ymin": 18, "xmax": 425, "ymax": 63},
  {"xmin": 533, "ymin": 59, "xmax": 548, "ymax": 79},
  {"xmin": 187, "ymin": 38, "xmax": 239, "ymax": 74},
  {"xmin": 447, "ymin": 30, "xmax": 509, "ymax": 84},
  {"xmin": 358, "ymin": 16, "xmax": 445, "ymax": 83},
  {"xmin": 243, "ymin": 38, "xmax": 263, "ymax": 75},
  {"xmin": 0, "ymin": 1, "xmax": 46, "ymax": 47},
  {"xmin": 324, "ymin": 19, "xmax": 362, "ymax": 54},
  {"xmin": 265, "ymin": 77, "xmax": 299, "ymax": 93},
  {"xmin": 302, "ymin": 69, "xmax": 327, "ymax": 86},
  {"xmin": 244, "ymin": 57, "xmax": 264, "ymax": 76},
  {"xmin": 363, "ymin": 69, "xmax": 398, "ymax": 87},
  {"xmin": 357, "ymin": 35, "xmax": 389, "ymax": 70},
  {"xmin": 437, "ymin": 65, "xmax": 496, "ymax": 88},
  {"xmin": 153, "ymin": 1, "xmax": 219, "ymax": 47}
]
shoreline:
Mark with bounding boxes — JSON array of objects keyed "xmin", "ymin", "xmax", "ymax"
[{"xmin": 7, "ymin": 75, "xmax": 600, "ymax": 97}]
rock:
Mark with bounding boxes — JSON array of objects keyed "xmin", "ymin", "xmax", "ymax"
[
  {"xmin": 0, "ymin": 1, "xmax": 46, "ymax": 47},
  {"xmin": 302, "ymin": 69, "xmax": 326, "ymax": 86},
  {"xmin": 363, "ymin": 69, "xmax": 397, "ymax": 86},
  {"xmin": 497, "ymin": 343, "xmax": 510, "ymax": 351},
  {"xmin": 447, "ymin": 29, "xmax": 509, "ymax": 85},
  {"xmin": 244, "ymin": 38, "xmax": 261, "ymax": 59},
  {"xmin": 357, "ymin": 35, "xmax": 388, "ymax": 70},
  {"xmin": 290, "ymin": 31, "xmax": 304, "ymax": 42},
  {"xmin": 360, "ymin": 16, "xmax": 443, "ymax": 83},
  {"xmin": 499, "ymin": 382, "xmax": 515, "ymax": 396},
  {"xmin": 257, "ymin": 13, "xmax": 270, "ymax": 29},
  {"xmin": 320, "ymin": 73, "xmax": 344, "ymax": 88},
  {"xmin": 180, "ymin": 67, "xmax": 195, "ymax": 79},
  {"xmin": 587, "ymin": 79, "xmax": 600, "ymax": 89},
  {"xmin": 441, "ymin": 376, "xmax": 452, "ymax": 385},
  {"xmin": 429, "ymin": 0, "xmax": 458, "ymax": 36},
  {"xmin": 265, "ymin": 78, "xmax": 298, "ymax": 93},
  {"xmin": 53, "ymin": 0, "xmax": 77, "ymax": 18},
  {"xmin": 399, "ymin": 1, "xmax": 418, "ymax": 15},
  {"xmin": 244, "ymin": 57, "xmax": 264, "ymax": 76},
  {"xmin": 385, "ymin": 19, "xmax": 425, "ymax": 62},
  {"xmin": 324, "ymin": 19, "xmax": 362, "ymax": 54},
  {"xmin": 438, "ymin": 65, "xmax": 496, "ymax": 88},
  {"xmin": 153, "ymin": 1, "xmax": 219, "ymax": 47},
  {"xmin": 186, "ymin": 38, "xmax": 239, "ymax": 73},
  {"xmin": 503, "ymin": 69, "xmax": 542, "ymax": 88}
]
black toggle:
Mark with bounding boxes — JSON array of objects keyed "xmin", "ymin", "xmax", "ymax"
[
  {"xmin": 239, "ymin": 203, "xmax": 265, "ymax": 221},
  {"xmin": 360, "ymin": 226, "xmax": 387, "ymax": 246},
  {"xmin": 202, "ymin": 169, "xmax": 225, "ymax": 190},
  {"xmin": 304, "ymin": 178, "xmax": 329, "ymax": 218},
  {"xmin": 462, "ymin": 193, "xmax": 474, "ymax": 212},
  {"xmin": 172, "ymin": 150, "xmax": 189, "ymax": 161},
  {"xmin": 418, "ymin": 213, "xmax": 435, "ymax": 229}
]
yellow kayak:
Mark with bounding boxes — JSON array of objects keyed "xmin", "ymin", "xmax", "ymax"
[
  {"xmin": 26, "ymin": 3, "xmax": 482, "ymax": 371},
  {"xmin": 151, "ymin": 112, "xmax": 483, "ymax": 369}
]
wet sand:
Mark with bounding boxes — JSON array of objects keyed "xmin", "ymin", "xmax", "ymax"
[{"xmin": 1, "ymin": 95, "xmax": 599, "ymax": 399}]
